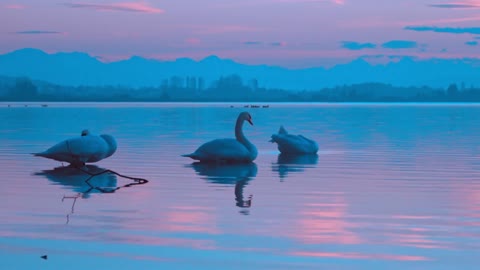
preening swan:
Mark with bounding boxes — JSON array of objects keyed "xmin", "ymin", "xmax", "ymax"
[
  {"xmin": 182, "ymin": 112, "xmax": 258, "ymax": 163},
  {"xmin": 270, "ymin": 126, "xmax": 318, "ymax": 154},
  {"xmin": 32, "ymin": 130, "xmax": 117, "ymax": 166}
]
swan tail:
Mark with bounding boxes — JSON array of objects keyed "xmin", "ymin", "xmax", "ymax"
[
  {"xmin": 278, "ymin": 126, "xmax": 288, "ymax": 134},
  {"xmin": 182, "ymin": 153, "xmax": 199, "ymax": 160},
  {"xmin": 270, "ymin": 127, "xmax": 287, "ymax": 142},
  {"xmin": 32, "ymin": 152, "xmax": 48, "ymax": 158}
]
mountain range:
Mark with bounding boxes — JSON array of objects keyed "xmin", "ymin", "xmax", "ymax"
[{"xmin": 0, "ymin": 48, "xmax": 479, "ymax": 90}]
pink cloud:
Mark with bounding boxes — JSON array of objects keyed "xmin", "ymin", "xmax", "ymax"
[
  {"xmin": 186, "ymin": 38, "xmax": 201, "ymax": 45},
  {"xmin": 272, "ymin": 0, "xmax": 345, "ymax": 4},
  {"xmin": 402, "ymin": 16, "xmax": 480, "ymax": 25},
  {"xmin": 193, "ymin": 25, "xmax": 266, "ymax": 35},
  {"xmin": 340, "ymin": 14, "xmax": 480, "ymax": 29},
  {"xmin": 271, "ymin": 41, "xmax": 287, "ymax": 47},
  {"xmin": 5, "ymin": 4, "xmax": 25, "ymax": 9},
  {"xmin": 64, "ymin": 2, "xmax": 164, "ymax": 13},
  {"xmin": 429, "ymin": 1, "xmax": 480, "ymax": 8},
  {"xmin": 13, "ymin": 30, "xmax": 65, "ymax": 35}
]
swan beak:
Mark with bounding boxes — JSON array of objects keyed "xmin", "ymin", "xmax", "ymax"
[{"xmin": 247, "ymin": 119, "xmax": 253, "ymax": 125}]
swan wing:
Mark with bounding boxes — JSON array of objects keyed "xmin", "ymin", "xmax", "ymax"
[
  {"xmin": 33, "ymin": 139, "xmax": 77, "ymax": 163},
  {"xmin": 66, "ymin": 135, "xmax": 109, "ymax": 162},
  {"xmin": 298, "ymin": 135, "xmax": 319, "ymax": 149},
  {"xmin": 34, "ymin": 135, "xmax": 108, "ymax": 163}
]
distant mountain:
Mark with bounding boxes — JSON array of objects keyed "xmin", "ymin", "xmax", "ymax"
[{"xmin": 0, "ymin": 48, "xmax": 479, "ymax": 89}]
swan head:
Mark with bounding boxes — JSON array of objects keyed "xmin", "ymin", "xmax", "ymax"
[
  {"xmin": 239, "ymin": 112, "xmax": 253, "ymax": 126},
  {"xmin": 100, "ymin": 134, "xmax": 117, "ymax": 158},
  {"xmin": 81, "ymin": 129, "xmax": 90, "ymax": 136}
]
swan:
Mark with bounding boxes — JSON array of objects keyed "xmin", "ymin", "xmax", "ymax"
[
  {"xmin": 269, "ymin": 126, "xmax": 318, "ymax": 154},
  {"xmin": 32, "ymin": 130, "xmax": 117, "ymax": 166},
  {"xmin": 182, "ymin": 112, "xmax": 257, "ymax": 163}
]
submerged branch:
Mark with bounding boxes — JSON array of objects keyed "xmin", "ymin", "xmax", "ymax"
[{"xmin": 61, "ymin": 166, "xmax": 149, "ymax": 224}]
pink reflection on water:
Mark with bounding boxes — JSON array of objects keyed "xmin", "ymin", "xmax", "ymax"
[
  {"xmin": 386, "ymin": 229, "xmax": 448, "ymax": 250},
  {"xmin": 283, "ymin": 137, "xmax": 480, "ymax": 252},
  {"xmin": 164, "ymin": 206, "xmax": 219, "ymax": 234},
  {"xmin": 291, "ymin": 251, "xmax": 430, "ymax": 261},
  {"xmin": 451, "ymin": 178, "xmax": 480, "ymax": 219},
  {"xmin": 294, "ymin": 199, "xmax": 361, "ymax": 245},
  {"xmin": 392, "ymin": 215, "xmax": 435, "ymax": 220}
]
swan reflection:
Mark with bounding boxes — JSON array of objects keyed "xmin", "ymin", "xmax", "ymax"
[
  {"xmin": 34, "ymin": 165, "xmax": 149, "ymax": 223},
  {"xmin": 272, "ymin": 153, "xmax": 319, "ymax": 180},
  {"xmin": 187, "ymin": 162, "xmax": 257, "ymax": 212},
  {"xmin": 35, "ymin": 165, "xmax": 117, "ymax": 198}
]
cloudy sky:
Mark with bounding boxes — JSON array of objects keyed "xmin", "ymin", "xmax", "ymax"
[{"xmin": 1, "ymin": 0, "xmax": 480, "ymax": 67}]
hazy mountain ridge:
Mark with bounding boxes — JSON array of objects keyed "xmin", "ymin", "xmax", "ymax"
[{"xmin": 0, "ymin": 48, "xmax": 479, "ymax": 89}]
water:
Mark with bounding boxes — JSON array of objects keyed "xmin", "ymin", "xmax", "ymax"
[{"xmin": 1, "ymin": 102, "xmax": 479, "ymax": 269}]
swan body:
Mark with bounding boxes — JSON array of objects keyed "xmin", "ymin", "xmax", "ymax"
[
  {"xmin": 32, "ymin": 130, "xmax": 117, "ymax": 166},
  {"xmin": 183, "ymin": 112, "xmax": 257, "ymax": 163},
  {"xmin": 270, "ymin": 126, "xmax": 318, "ymax": 154}
]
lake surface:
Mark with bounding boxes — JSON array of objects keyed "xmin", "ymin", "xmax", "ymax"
[{"xmin": 1, "ymin": 102, "xmax": 479, "ymax": 269}]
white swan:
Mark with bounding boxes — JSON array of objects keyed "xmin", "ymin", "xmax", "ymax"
[
  {"xmin": 270, "ymin": 126, "xmax": 318, "ymax": 154},
  {"xmin": 32, "ymin": 129, "xmax": 117, "ymax": 166},
  {"xmin": 182, "ymin": 112, "xmax": 257, "ymax": 163}
]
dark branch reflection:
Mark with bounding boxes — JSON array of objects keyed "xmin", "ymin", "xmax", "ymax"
[
  {"xmin": 187, "ymin": 162, "xmax": 257, "ymax": 214},
  {"xmin": 34, "ymin": 165, "xmax": 149, "ymax": 224},
  {"xmin": 272, "ymin": 153, "xmax": 319, "ymax": 181}
]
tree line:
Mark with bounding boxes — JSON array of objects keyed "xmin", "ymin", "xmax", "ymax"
[{"xmin": 0, "ymin": 75, "xmax": 478, "ymax": 102}]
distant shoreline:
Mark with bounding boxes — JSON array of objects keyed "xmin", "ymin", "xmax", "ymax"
[
  {"xmin": 4, "ymin": 101, "xmax": 480, "ymax": 107},
  {"xmin": 2, "ymin": 75, "xmax": 477, "ymax": 103}
]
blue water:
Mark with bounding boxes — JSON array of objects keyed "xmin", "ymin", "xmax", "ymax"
[{"xmin": 1, "ymin": 102, "xmax": 479, "ymax": 269}]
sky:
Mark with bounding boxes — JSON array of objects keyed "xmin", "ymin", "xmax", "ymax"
[{"xmin": 1, "ymin": 0, "xmax": 480, "ymax": 68}]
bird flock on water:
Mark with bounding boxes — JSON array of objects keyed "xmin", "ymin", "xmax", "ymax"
[{"xmin": 33, "ymin": 111, "xmax": 319, "ymax": 166}]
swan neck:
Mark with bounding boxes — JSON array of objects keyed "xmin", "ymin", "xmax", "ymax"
[
  {"xmin": 234, "ymin": 116, "xmax": 257, "ymax": 160},
  {"xmin": 101, "ymin": 135, "xmax": 117, "ymax": 158},
  {"xmin": 235, "ymin": 118, "xmax": 248, "ymax": 144}
]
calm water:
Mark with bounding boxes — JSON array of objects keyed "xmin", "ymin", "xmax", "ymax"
[{"xmin": 1, "ymin": 102, "xmax": 479, "ymax": 269}]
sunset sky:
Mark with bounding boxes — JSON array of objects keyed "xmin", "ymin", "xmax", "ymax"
[{"xmin": 1, "ymin": 0, "xmax": 480, "ymax": 67}]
